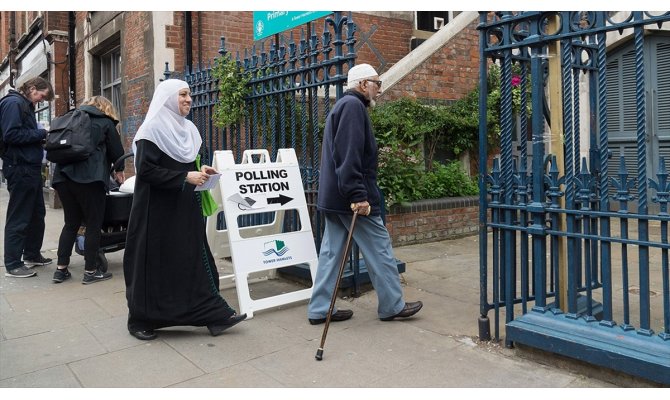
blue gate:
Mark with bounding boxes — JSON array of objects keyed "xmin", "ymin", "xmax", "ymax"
[{"xmin": 478, "ymin": 12, "xmax": 670, "ymax": 384}]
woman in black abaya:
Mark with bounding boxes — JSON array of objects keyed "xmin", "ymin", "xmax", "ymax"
[{"xmin": 123, "ymin": 79, "xmax": 246, "ymax": 341}]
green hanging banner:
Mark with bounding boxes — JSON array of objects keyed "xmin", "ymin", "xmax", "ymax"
[{"xmin": 253, "ymin": 11, "xmax": 332, "ymax": 41}]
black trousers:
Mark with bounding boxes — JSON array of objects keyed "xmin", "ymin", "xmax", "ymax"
[
  {"xmin": 54, "ymin": 179, "xmax": 106, "ymax": 271},
  {"xmin": 3, "ymin": 164, "xmax": 46, "ymax": 270}
]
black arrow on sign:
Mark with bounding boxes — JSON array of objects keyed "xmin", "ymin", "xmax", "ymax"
[{"xmin": 267, "ymin": 194, "xmax": 293, "ymax": 206}]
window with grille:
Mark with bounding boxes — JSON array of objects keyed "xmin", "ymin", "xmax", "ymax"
[
  {"xmin": 35, "ymin": 100, "xmax": 50, "ymax": 130},
  {"xmin": 99, "ymin": 46, "xmax": 121, "ymax": 114}
]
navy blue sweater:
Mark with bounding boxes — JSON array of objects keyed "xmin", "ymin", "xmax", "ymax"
[
  {"xmin": 0, "ymin": 90, "xmax": 47, "ymax": 166},
  {"xmin": 317, "ymin": 90, "xmax": 381, "ymax": 215}
]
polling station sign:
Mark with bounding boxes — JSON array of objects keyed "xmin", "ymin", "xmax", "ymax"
[
  {"xmin": 209, "ymin": 148, "xmax": 319, "ymax": 318},
  {"xmin": 225, "ymin": 165, "xmax": 299, "ymax": 210},
  {"xmin": 253, "ymin": 11, "xmax": 331, "ymax": 41}
]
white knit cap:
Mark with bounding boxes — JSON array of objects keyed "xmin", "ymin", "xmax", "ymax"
[{"xmin": 347, "ymin": 63, "xmax": 378, "ymax": 86}]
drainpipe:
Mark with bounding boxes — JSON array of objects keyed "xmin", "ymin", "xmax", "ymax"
[
  {"xmin": 184, "ymin": 11, "xmax": 192, "ymax": 73},
  {"xmin": 68, "ymin": 12, "xmax": 76, "ymax": 108},
  {"xmin": 9, "ymin": 11, "xmax": 17, "ymax": 87},
  {"xmin": 197, "ymin": 11, "xmax": 202, "ymax": 67}
]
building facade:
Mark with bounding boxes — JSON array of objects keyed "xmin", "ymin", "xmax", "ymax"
[{"xmin": 1, "ymin": 11, "xmax": 479, "ymax": 149}]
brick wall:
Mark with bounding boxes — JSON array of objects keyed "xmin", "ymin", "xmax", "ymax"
[
  {"xmin": 385, "ymin": 197, "xmax": 480, "ymax": 246},
  {"xmin": 168, "ymin": 11, "xmax": 255, "ymax": 72},
  {"xmin": 45, "ymin": 11, "xmax": 68, "ymax": 32},
  {"xmin": 74, "ymin": 12, "xmax": 86, "ymax": 108},
  {"xmin": 49, "ymin": 39, "xmax": 69, "ymax": 116},
  {"xmin": 0, "ymin": 13, "xmax": 9, "ymax": 61},
  {"xmin": 350, "ymin": 13, "xmax": 413, "ymax": 74},
  {"xmin": 380, "ymin": 18, "xmax": 480, "ymax": 103},
  {"xmin": 165, "ymin": 12, "xmax": 413, "ymax": 76},
  {"xmin": 121, "ymin": 12, "xmax": 153, "ymax": 147}
]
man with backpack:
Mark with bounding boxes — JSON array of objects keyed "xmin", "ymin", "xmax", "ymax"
[{"xmin": 0, "ymin": 77, "xmax": 54, "ymax": 278}]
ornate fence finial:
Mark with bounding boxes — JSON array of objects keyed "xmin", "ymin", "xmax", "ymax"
[
  {"xmin": 650, "ymin": 156, "xmax": 670, "ymax": 215},
  {"xmin": 575, "ymin": 157, "xmax": 595, "ymax": 208},
  {"xmin": 218, "ymin": 36, "xmax": 226, "ymax": 56},
  {"xmin": 544, "ymin": 155, "xmax": 565, "ymax": 209},
  {"xmin": 487, "ymin": 158, "xmax": 503, "ymax": 204},
  {"xmin": 162, "ymin": 62, "xmax": 171, "ymax": 81}
]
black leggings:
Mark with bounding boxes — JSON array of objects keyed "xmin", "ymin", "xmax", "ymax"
[{"xmin": 54, "ymin": 179, "xmax": 106, "ymax": 271}]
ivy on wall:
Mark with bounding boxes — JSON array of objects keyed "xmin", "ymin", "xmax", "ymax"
[{"xmin": 211, "ymin": 55, "xmax": 251, "ymax": 128}]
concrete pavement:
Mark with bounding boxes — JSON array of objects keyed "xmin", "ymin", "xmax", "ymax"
[{"xmin": 0, "ymin": 187, "xmax": 663, "ymax": 391}]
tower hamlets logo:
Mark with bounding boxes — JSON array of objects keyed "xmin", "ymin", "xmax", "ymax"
[{"xmin": 262, "ymin": 240, "xmax": 289, "ymax": 257}]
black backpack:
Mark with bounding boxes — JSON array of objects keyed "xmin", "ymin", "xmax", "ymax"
[{"xmin": 45, "ymin": 109, "xmax": 94, "ymax": 164}]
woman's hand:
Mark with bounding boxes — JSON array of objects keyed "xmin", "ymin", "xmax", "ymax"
[
  {"xmin": 186, "ymin": 171, "xmax": 209, "ymax": 186},
  {"xmin": 201, "ymin": 164, "xmax": 218, "ymax": 175},
  {"xmin": 114, "ymin": 171, "xmax": 126, "ymax": 184}
]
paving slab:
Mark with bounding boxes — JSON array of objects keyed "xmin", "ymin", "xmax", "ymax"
[
  {"xmin": 0, "ymin": 365, "xmax": 80, "ymax": 388},
  {"xmin": 163, "ymin": 317, "xmax": 306, "ymax": 373},
  {"xmin": 68, "ymin": 341, "xmax": 203, "ymax": 387},
  {"xmin": 1, "ymin": 298, "xmax": 110, "ymax": 339},
  {"xmin": 0, "ymin": 324, "xmax": 106, "ymax": 380},
  {"xmin": 170, "ymin": 363, "xmax": 285, "ymax": 388}
]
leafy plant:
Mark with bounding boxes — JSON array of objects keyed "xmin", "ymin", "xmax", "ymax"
[
  {"xmin": 370, "ymin": 97, "xmax": 481, "ymax": 207},
  {"xmin": 370, "ymin": 97, "xmax": 440, "ymax": 147},
  {"xmin": 377, "ymin": 142, "xmax": 424, "ymax": 206},
  {"xmin": 486, "ymin": 63, "xmax": 532, "ymax": 135},
  {"xmin": 420, "ymin": 161, "xmax": 479, "ymax": 198},
  {"xmin": 212, "ymin": 55, "xmax": 251, "ymax": 127}
]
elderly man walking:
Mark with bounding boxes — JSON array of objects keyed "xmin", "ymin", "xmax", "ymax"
[{"xmin": 307, "ymin": 63, "xmax": 423, "ymax": 325}]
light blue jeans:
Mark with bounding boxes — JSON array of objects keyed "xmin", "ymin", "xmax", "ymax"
[{"xmin": 307, "ymin": 213, "xmax": 405, "ymax": 320}]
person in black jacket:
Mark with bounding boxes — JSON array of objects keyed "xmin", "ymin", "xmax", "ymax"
[
  {"xmin": 307, "ymin": 64, "xmax": 423, "ymax": 325},
  {"xmin": 51, "ymin": 96, "xmax": 126, "ymax": 284},
  {"xmin": 0, "ymin": 77, "xmax": 54, "ymax": 278}
]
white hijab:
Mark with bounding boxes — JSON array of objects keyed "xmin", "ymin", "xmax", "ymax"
[{"xmin": 132, "ymin": 79, "xmax": 202, "ymax": 163}]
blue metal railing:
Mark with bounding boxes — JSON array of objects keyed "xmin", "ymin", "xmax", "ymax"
[{"xmin": 478, "ymin": 11, "xmax": 670, "ymax": 384}]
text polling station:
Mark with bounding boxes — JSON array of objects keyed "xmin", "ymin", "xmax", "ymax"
[{"xmin": 208, "ymin": 149, "xmax": 318, "ymax": 318}]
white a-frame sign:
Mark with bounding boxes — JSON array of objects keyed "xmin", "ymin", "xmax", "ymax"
[{"xmin": 208, "ymin": 148, "xmax": 318, "ymax": 318}]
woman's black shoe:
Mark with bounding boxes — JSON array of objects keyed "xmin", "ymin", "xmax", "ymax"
[
  {"xmin": 130, "ymin": 330, "xmax": 157, "ymax": 340},
  {"xmin": 207, "ymin": 313, "xmax": 247, "ymax": 336}
]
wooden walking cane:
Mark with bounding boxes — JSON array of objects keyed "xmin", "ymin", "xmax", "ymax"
[{"xmin": 315, "ymin": 210, "xmax": 358, "ymax": 361}]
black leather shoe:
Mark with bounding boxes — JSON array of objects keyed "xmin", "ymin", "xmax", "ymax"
[
  {"xmin": 208, "ymin": 313, "xmax": 247, "ymax": 336},
  {"xmin": 130, "ymin": 329, "xmax": 157, "ymax": 340},
  {"xmin": 308, "ymin": 309, "xmax": 354, "ymax": 325},
  {"xmin": 380, "ymin": 301, "xmax": 423, "ymax": 321}
]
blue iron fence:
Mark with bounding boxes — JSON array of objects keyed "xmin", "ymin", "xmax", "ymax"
[
  {"xmin": 478, "ymin": 12, "xmax": 670, "ymax": 384},
  {"xmin": 164, "ymin": 12, "xmax": 390, "ymax": 293}
]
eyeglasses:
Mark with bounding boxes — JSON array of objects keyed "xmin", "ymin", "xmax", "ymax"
[{"xmin": 366, "ymin": 79, "xmax": 382, "ymax": 88}]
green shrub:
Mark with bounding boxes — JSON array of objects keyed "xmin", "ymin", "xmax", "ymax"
[
  {"xmin": 420, "ymin": 161, "xmax": 479, "ymax": 199},
  {"xmin": 377, "ymin": 141, "xmax": 424, "ymax": 206},
  {"xmin": 370, "ymin": 96, "xmax": 484, "ymax": 207},
  {"xmin": 212, "ymin": 55, "xmax": 251, "ymax": 128}
]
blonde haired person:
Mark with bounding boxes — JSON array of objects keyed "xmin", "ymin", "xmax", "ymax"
[
  {"xmin": 52, "ymin": 96, "xmax": 126, "ymax": 284},
  {"xmin": 85, "ymin": 95, "xmax": 120, "ymax": 121}
]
